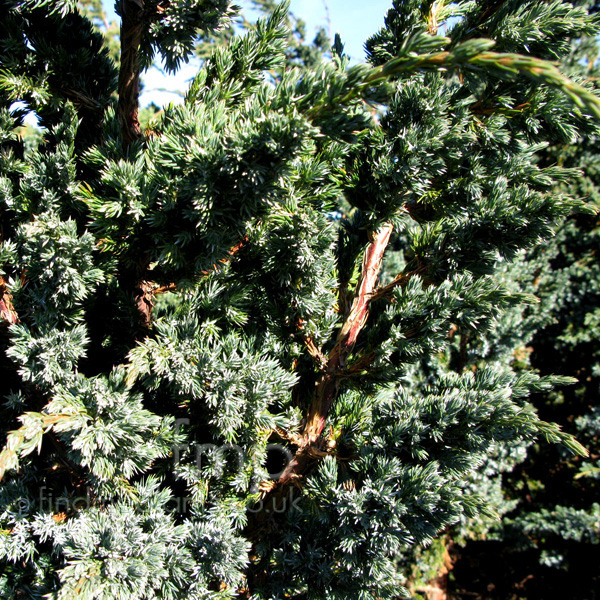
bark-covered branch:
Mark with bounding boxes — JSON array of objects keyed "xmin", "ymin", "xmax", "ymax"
[
  {"xmin": 0, "ymin": 276, "xmax": 18, "ymax": 326},
  {"xmin": 117, "ymin": 0, "xmax": 145, "ymax": 148},
  {"xmin": 276, "ymin": 223, "xmax": 393, "ymax": 486}
]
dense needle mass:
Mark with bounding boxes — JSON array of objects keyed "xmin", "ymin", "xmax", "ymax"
[{"xmin": 0, "ymin": 0, "xmax": 598, "ymax": 598}]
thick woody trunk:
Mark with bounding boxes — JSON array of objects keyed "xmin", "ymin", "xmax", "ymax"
[
  {"xmin": 116, "ymin": 0, "xmax": 153, "ymax": 328},
  {"xmin": 117, "ymin": 0, "xmax": 144, "ymax": 148}
]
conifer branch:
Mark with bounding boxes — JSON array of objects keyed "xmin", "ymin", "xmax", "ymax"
[
  {"xmin": 5, "ymin": 1, "xmax": 600, "ymax": 594},
  {"xmin": 297, "ymin": 319, "xmax": 327, "ymax": 369},
  {"xmin": 134, "ymin": 236, "xmax": 248, "ymax": 327},
  {"xmin": 61, "ymin": 88, "xmax": 104, "ymax": 112},
  {"xmin": 117, "ymin": 0, "xmax": 145, "ymax": 147},
  {"xmin": 309, "ymin": 41, "xmax": 600, "ymax": 120},
  {"xmin": 277, "ymin": 223, "xmax": 393, "ymax": 485},
  {"xmin": 199, "ymin": 235, "xmax": 249, "ymax": 276},
  {"xmin": 335, "ymin": 351, "xmax": 376, "ymax": 378},
  {"xmin": 308, "ymin": 222, "xmax": 393, "ymax": 441},
  {"xmin": 369, "ymin": 265, "xmax": 428, "ymax": 303},
  {"xmin": 328, "ymin": 223, "xmax": 394, "ymax": 369},
  {"xmin": 0, "ymin": 412, "xmax": 77, "ymax": 482},
  {"xmin": 152, "ymin": 282, "xmax": 177, "ymax": 294},
  {"xmin": 470, "ymin": 99, "xmax": 531, "ymax": 116}
]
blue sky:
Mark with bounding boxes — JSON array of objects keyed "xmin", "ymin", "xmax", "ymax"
[
  {"xmin": 270, "ymin": 0, "xmax": 392, "ymax": 60},
  {"xmin": 101, "ymin": 0, "xmax": 393, "ymax": 107}
]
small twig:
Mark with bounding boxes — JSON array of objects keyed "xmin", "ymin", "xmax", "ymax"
[
  {"xmin": 335, "ymin": 352, "xmax": 376, "ymax": 379},
  {"xmin": 153, "ymin": 282, "xmax": 177, "ymax": 295},
  {"xmin": 274, "ymin": 427, "xmax": 303, "ymax": 447},
  {"xmin": 470, "ymin": 99, "xmax": 530, "ymax": 116},
  {"xmin": 61, "ymin": 88, "xmax": 104, "ymax": 112},
  {"xmin": 134, "ymin": 236, "xmax": 248, "ymax": 327},
  {"xmin": 370, "ymin": 265, "xmax": 426, "ymax": 303},
  {"xmin": 304, "ymin": 336, "xmax": 327, "ymax": 369},
  {"xmin": 297, "ymin": 318, "xmax": 327, "ymax": 369},
  {"xmin": 199, "ymin": 235, "xmax": 249, "ymax": 277}
]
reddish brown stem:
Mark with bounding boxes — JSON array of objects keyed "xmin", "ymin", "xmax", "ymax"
[
  {"xmin": 306, "ymin": 223, "xmax": 393, "ymax": 439},
  {"xmin": 277, "ymin": 223, "xmax": 393, "ymax": 485},
  {"xmin": 332, "ymin": 223, "xmax": 394, "ymax": 360}
]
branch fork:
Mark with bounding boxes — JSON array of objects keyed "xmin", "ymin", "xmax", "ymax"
[{"xmin": 276, "ymin": 222, "xmax": 393, "ymax": 486}]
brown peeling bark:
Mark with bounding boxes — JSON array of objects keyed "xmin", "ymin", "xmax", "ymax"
[
  {"xmin": 133, "ymin": 280, "xmax": 178, "ymax": 328},
  {"xmin": 305, "ymin": 223, "xmax": 393, "ymax": 440},
  {"xmin": 134, "ymin": 279, "xmax": 156, "ymax": 328},
  {"xmin": 0, "ymin": 276, "xmax": 18, "ymax": 326},
  {"xmin": 276, "ymin": 222, "xmax": 393, "ymax": 486}
]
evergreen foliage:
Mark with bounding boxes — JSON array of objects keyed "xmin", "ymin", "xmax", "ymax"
[
  {"xmin": 0, "ymin": 1, "xmax": 599, "ymax": 598},
  {"xmin": 443, "ymin": 5, "xmax": 600, "ymax": 592}
]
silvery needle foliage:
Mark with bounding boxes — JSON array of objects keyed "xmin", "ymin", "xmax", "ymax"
[{"xmin": 0, "ymin": 0, "xmax": 598, "ymax": 598}]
